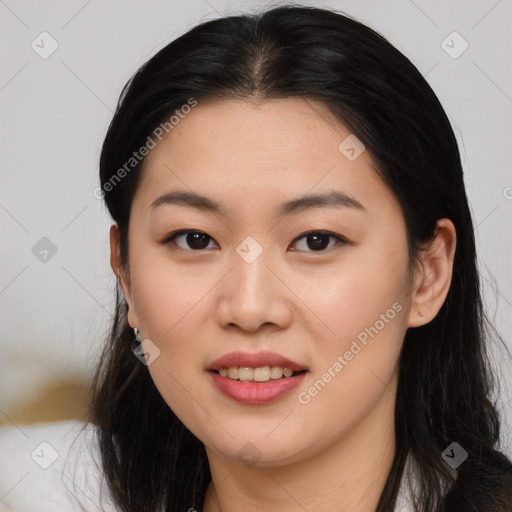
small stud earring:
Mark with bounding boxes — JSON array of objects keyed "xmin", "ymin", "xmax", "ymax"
[
  {"xmin": 418, "ymin": 311, "xmax": 424, "ymax": 317},
  {"xmin": 134, "ymin": 327, "xmax": 142, "ymax": 342}
]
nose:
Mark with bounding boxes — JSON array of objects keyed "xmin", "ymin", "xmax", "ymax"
[{"xmin": 217, "ymin": 246, "xmax": 293, "ymax": 333}]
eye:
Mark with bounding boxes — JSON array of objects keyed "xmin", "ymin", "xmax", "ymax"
[
  {"xmin": 290, "ymin": 230, "xmax": 346, "ymax": 252},
  {"xmin": 164, "ymin": 230, "xmax": 218, "ymax": 251}
]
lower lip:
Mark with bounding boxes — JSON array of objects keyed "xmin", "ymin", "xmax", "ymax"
[{"xmin": 208, "ymin": 370, "xmax": 308, "ymax": 405}]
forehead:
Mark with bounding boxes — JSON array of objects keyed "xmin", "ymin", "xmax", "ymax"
[
  {"xmin": 133, "ymin": 97, "xmax": 399, "ymax": 220},
  {"xmin": 154, "ymin": 97, "xmax": 353, "ymax": 164}
]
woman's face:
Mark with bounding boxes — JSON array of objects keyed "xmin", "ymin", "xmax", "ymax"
[{"xmin": 115, "ymin": 97, "xmax": 417, "ymax": 466}]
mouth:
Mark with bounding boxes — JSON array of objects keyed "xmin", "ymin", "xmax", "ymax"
[{"xmin": 206, "ymin": 351, "xmax": 309, "ymax": 404}]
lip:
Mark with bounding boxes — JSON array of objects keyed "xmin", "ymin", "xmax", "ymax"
[
  {"xmin": 207, "ymin": 351, "xmax": 307, "ymax": 372},
  {"xmin": 206, "ymin": 350, "xmax": 309, "ymax": 405},
  {"xmin": 208, "ymin": 370, "xmax": 308, "ymax": 405}
]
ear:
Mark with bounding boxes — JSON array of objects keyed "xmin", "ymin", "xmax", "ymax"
[
  {"xmin": 407, "ymin": 218, "xmax": 457, "ymax": 328},
  {"xmin": 109, "ymin": 223, "xmax": 139, "ymax": 329}
]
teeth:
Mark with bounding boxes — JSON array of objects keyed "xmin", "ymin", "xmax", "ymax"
[
  {"xmin": 217, "ymin": 365, "xmax": 298, "ymax": 382},
  {"xmin": 227, "ymin": 367, "xmax": 238, "ymax": 379},
  {"xmin": 270, "ymin": 366, "xmax": 283, "ymax": 379},
  {"xmin": 254, "ymin": 366, "xmax": 270, "ymax": 382},
  {"xmin": 238, "ymin": 367, "xmax": 254, "ymax": 381},
  {"xmin": 283, "ymin": 368, "xmax": 294, "ymax": 377}
]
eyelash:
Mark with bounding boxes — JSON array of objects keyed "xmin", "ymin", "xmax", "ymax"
[{"xmin": 162, "ymin": 230, "xmax": 347, "ymax": 253}]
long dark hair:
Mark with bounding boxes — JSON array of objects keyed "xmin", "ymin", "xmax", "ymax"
[{"xmin": 86, "ymin": 4, "xmax": 512, "ymax": 511}]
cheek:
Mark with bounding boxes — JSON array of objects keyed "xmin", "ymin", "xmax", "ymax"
[
  {"xmin": 303, "ymin": 248, "xmax": 409, "ymax": 348},
  {"xmin": 128, "ymin": 249, "xmax": 214, "ymax": 423},
  {"xmin": 130, "ymin": 247, "xmax": 214, "ymax": 338},
  {"xmin": 131, "ymin": 265, "xmax": 208, "ymax": 369},
  {"xmin": 292, "ymin": 299, "xmax": 406, "ymax": 456},
  {"xmin": 297, "ymin": 245, "xmax": 409, "ymax": 416}
]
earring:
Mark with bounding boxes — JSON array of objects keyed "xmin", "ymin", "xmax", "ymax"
[
  {"xmin": 418, "ymin": 311, "xmax": 424, "ymax": 317},
  {"xmin": 134, "ymin": 327, "xmax": 142, "ymax": 342}
]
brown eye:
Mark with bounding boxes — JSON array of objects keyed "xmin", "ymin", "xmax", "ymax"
[
  {"xmin": 164, "ymin": 230, "xmax": 218, "ymax": 250},
  {"xmin": 290, "ymin": 231, "xmax": 346, "ymax": 252}
]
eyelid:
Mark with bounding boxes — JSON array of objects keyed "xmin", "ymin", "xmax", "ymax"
[{"xmin": 163, "ymin": 229, "xmax": 347, "ymax": 251}]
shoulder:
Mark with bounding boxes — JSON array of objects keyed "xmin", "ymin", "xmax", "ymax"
[{"xmin": 0, "ymin": 420, "xmax": 117, "ymax": 512}]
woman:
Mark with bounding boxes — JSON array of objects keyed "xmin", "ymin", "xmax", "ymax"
[{"xmin": 21, "ymin": 4, "xmax": 511, "ymax": 512}]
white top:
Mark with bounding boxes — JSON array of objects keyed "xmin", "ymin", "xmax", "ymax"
[
  {"xmin": 0, "ymin": 421, "xmax": 116, "ymax": 512},
  {"xmin": 0, "ymin": 420, "xmax": 421, "ymax": 511}
]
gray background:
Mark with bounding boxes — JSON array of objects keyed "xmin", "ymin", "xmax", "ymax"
[{"xmin": 1, "ymin": 0, "xmax": 511, "ymax": 453}]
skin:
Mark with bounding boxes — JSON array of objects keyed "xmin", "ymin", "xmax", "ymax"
[{"xmin": 110, "ymin": 97, "xmax": 456, "ymax": 511}]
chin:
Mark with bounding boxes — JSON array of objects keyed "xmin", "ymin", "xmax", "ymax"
[{"xmin": 201, "ymin": 427, "xmax": 314, "ymax": 467}]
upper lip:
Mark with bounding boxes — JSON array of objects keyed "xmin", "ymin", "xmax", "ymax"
[{"xmin": 207, "ymin": 351, "xmax": 308, "ymax": 372}]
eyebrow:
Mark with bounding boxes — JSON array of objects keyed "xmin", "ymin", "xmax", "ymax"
[{"xmin": 148, "ymin": 189, "xmax": 366, "ymax": 217}]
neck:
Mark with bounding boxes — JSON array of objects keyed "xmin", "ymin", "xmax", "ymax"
[{"xmin": 203, "ymin": 374, "xmax": 397, "ymax": 512}]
